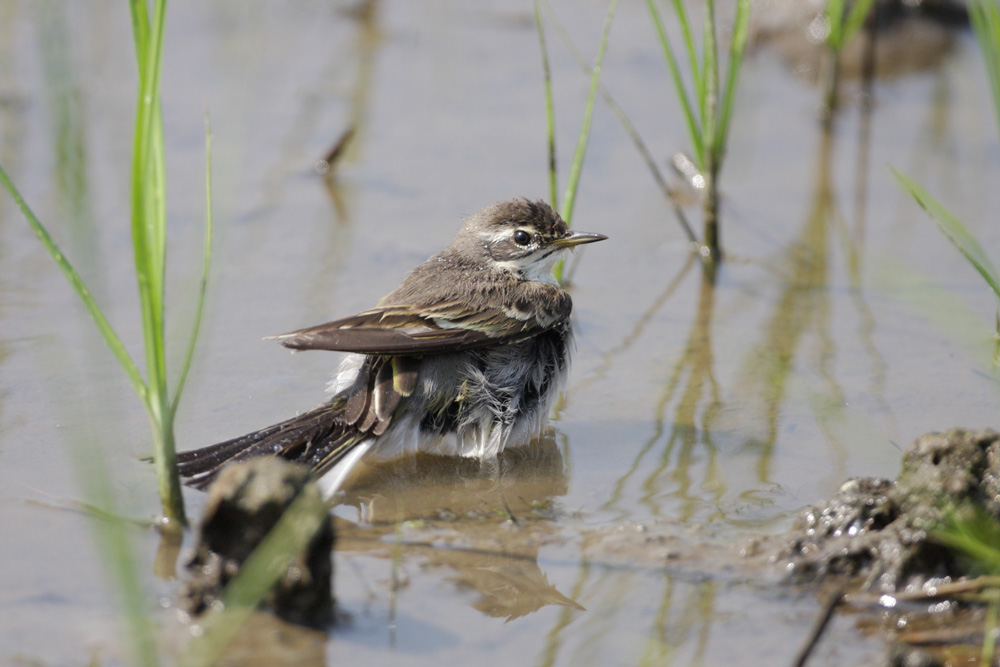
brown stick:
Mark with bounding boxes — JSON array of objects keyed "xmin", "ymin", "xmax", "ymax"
[{"xmin": 792, "ymin": 587, "xmax": 845, "ymax": 667}]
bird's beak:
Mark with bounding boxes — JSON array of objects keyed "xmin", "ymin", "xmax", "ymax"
[{"xmin": 551, "ymin": 231, "xmax": 608, "ymax": 248}]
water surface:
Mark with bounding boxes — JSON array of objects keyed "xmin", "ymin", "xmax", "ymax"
[{"xmin": 1, "ymin": 1, "xmax": 998, "ymax": 664}]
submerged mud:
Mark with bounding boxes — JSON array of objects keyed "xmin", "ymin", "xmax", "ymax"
[
  {"xmin": 171, "ymin": 429, "xmax": 1000, "ymax": 664},
  {"xmin": 766, "ymin": 428, "xmax": 1000, "ymax": 664},
  {"xmin": 579, "ymin": 429, "xmax": 1000, "ymax": 664},
  {"xmin": 773, "ymin": 428, "xmax": 1000, "ymax": 592}
]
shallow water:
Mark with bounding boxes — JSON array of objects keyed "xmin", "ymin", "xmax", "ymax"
[{"xmin": 2, "ymin": 1, "xmax": 999, "ymax": 664}]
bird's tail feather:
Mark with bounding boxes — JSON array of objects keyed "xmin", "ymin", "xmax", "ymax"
[
  {"xmin": 178, "ymin": 399, "xmax": 364, "ymax": 490},
  {"xmin": 179, "ymin": 355, "xmax": 404, "ymax": 491}
]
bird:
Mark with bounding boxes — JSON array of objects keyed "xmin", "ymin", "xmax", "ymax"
[{"xmin": 177, "ymin": 199, "xmax": 606, "ymax": 497}]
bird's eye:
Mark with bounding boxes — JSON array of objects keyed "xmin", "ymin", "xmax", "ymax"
[{"xmin": 513, "ymin": 229, "xmax": 532, "ymax": 246}]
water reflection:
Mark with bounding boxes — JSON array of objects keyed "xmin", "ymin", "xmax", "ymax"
[
  {"xmin": 737, "ymin": 130, "xmax": 839, "ymax": 481},
  {"xmin": 599, "ymin": 74, "xmax": 903, "ymax": 526},
  {"xmin": 537, "ymin": 563, "xmax": 719, "ymax": 666},
  {"xmin": 718, "ymin": 117, "xmax": 903, "ymax": 511},
  {"xmin": 597, "ymin": 259, "xmax": 725, "ymax": 523},
  {"xmin": 196, "ymin": 611, "xmax": 327, "ymax": 667},
  {"xmin": 335, "ymin": 433, "xmax": 583, "ymax": 622},
  {"xmin": 319, "ymin": 0, "xmax": 383, "ymax": 221},
  {"xmin": 35, "ymin": 3, "xmax": 96, "ymax": 249}
]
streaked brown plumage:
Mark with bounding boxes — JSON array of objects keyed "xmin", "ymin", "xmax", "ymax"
[{"xmin": 178, "ymin": 199, "xmax": 605, "ymax": 496}]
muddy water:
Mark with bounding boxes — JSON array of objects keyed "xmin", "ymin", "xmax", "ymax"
[{"xmin": 1, "ymin": 1, "xmax": 998, "ymax": 665}]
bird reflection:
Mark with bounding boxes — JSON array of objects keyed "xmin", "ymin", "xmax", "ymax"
[
  {"xmin": 334, "ymin": 432, "xmax": 584, "ymax": 621},
  {"xmin": 445, "ymin": 547, "xmax": 584, "ymax": 621}
]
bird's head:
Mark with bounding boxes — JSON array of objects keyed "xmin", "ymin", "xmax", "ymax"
[{"xmin": 458, "ymin": 199, "xmax": 607, "ymax": 283}]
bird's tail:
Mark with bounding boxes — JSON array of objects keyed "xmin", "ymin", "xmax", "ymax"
[
  {"xmin": 177, "ymin": 400, "xmax": 366, "ymax": 490},
  {"xmin": 178, "ymin": 355, "xmax": 409, "ymax": 491}
]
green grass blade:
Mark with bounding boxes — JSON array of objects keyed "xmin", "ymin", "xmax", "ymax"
[
  {"xmin": 71, "ymin": 441, "xmax": 160, "ymax": 667},
  {"xmin": 0, "ymin": 164, "xmax": 148, "ymax": 402},
  {"xmin": 826, "ymin": 0, "xmax": 846, "ymax": 50},
  {"xmin": 171, "ymin": 113, "xmax": 214, "ymax": 417},
  {"xmin": 701, "ymin": 0, "xmax": 719, "ymax": 166},
  {"xmin": 670, "ymin": 0, "xmax": 703, "ymax": 111},
  {"xmin": 892, "ymin": 167, "xmax": 1000, "ymax": 301},
  {"xmin": 129, "ymin": 0, "xmax": 185, "ymax": 528},
  {"xmin": 94, "ymin": 520, "xmax": 159, "ymax": 667},
  {"xmin": 559, "ymin": 0, "xmax": 617, "ymax": 225},
  {"xmin": 937, "ymin": 529, "xmax": 1000, "ymax": 571},
  {"xmin": 970, "ymin": 0, "xmax": 1000, "ymax": 141},
  {"xmin": 842, "ymin": 0, "xmax": 876, "ymax": 48},
  {"xmin": 935, "ymin": 505, "xmax": 1000, "ymax": 573},
  {"xmin": 534, "ymin": 0, "xmax": 559, "ymax": 207},
  {"xmin": 647, "ymin": 0, "xmax": 703, "ymax": 167},
  {"xmin": 715, "ymin": 0, "xmax": 750, "ymax": 166},
  {"xmin": 541, "ymin": 1, "xmax": 698, "ymax": 243},
  {"xmin": 128, "ymin": 0, "xmax": 149, "ymax": 60},
  {"xmin": 130, "ymin": 0, "xmax": 169, "ymax": 404},
  {"xmin": 552, "ymin": 0, "xmax": 616, "ymax": 285},
  {"xmin": 179, "ymin": 490, "xmax": 330, "ymax": 666}
]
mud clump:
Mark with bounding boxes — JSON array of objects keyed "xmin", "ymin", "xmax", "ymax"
[
  {"xmin": 180, "ymin": 458, "xmax": 335, "ymax": 628},
  {"xmin": 773, "ymin": 428, "xmax": 1000, "ymax": 593}
]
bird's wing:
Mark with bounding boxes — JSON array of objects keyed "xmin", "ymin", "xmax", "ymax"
[{"xmin": 269, "ymin": 291, "xmax": 570, "ymax": 355}]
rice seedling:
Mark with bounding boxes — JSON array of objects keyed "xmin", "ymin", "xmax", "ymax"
[
  {"xmin": 1, "ymin": 4, "xmax": 349, "ymax": 663},
  {"xmin": 0, "ymin": 2, "xmax": 219, "ymax": 660},
  {"xmin": 537, "ymin": 1, "xmax": 697, "ymax": 247},
  {"xmin": 59, "ymin": 423, "xmax": 161, "ymax": 666},
  {"xmin": 891, "ymin": 0, "xmax": 1000, "ymax": 324},
  {"xmin": 971, "ymin": 0, "xmax": 1000, "ymax": 139},
  {"xmin": 935, "ymin": 506, "xmax": 1000, "ymax": 664},
  {"xmin": 823, "ymin": 0, "xmax": 876, "ymax": 58},
  {"xmin": 645, "ymin": 0, "xmax": 751, "ymax": 264},
  {"xmin": 891, "ymin": 169, "xmax": 1000, "ymax": 306},
  {"xmin": 900, "ymin": 5, "xmax": 1000, "ymax": 658},
  {"xmin": 821, "ymin": 0, "xmax": 877, "ymax": 117},
  {"xmin": 0, "ymin": 0, "xmax": 213, "ymax": 530},
  {"xmin": 937, "ymin": 507, "xmax": 1000, "ymax": 575},
  {"xmin": 534, "ymin": 0, "xmax": 617, "ymax": 284}
]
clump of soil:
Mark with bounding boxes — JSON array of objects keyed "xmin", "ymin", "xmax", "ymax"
[
  {"xmin": 774, "ymin": 428, "xmax": 1000, "ymax": 593},
  {"xmin": 180, "ymin": 457, "xmax": 335, "ymax": 628}
]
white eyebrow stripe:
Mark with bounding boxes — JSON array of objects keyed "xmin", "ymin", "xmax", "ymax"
[{"xmin": 479, "ymin": 226, "xmax": 538, "ymax": 243}]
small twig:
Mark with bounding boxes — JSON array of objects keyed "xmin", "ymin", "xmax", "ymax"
[
  {"xmin": 897, "ymin": 627, "xmax": 984, "ymax": 647},
  {"xmin": 316, "ymin": 125, "xmax": 356, "ymax": 174},
  {"xmin": 500, "ymin": 492, "xmax": 521, "ymax": 527},
  {"xmin": 844, "ymin": 576, "xmax": 1000, "ymax": 606},
  {"xmin": 792, "ymin": 586, "xmax": 845, "ymax": 667}
]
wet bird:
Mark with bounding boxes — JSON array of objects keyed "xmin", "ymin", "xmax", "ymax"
[{"xmin": 178, "ymin": 199, "xmax": 606, "ymax": 496}]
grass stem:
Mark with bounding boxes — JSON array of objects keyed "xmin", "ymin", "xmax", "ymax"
[
  {"xmin": 128, "ymin": 0, "xmax": 186, "ymax": 529},
  {"xmin": 647, "ymin": 0, "xmax": 750, "ymax": 264},
  {"xmin": 536, "ymin": 0, "xmax": 617, "ymax": 284},
  {"xmin": 970, "ymin": 0, "xmax": 1000, "ymax": 141},
  {"xmin": 558, "ymin": 0, "xmax": 617, "ymax": 227},
  {"xmin": 534, "ymin": 1, "xmax": 558, "ymax": 208}
]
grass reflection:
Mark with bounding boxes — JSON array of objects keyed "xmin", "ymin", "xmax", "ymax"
[
  {"xmin": 736, "ymin": 130, "xmax": 837, "ymax": 482},
  {"xmin": 733, "ymin": 117, "xmax": 900, "ymax": 491},
  {"xmin": 638, "ymin": 578, "xmax": 715, "ymax": 666},
  {"xmin": 539, "ymin": 562, "xmax": 718, "ymax": 666},
  {"xmin": 35, "ymin": 2, "xmax": 96, "ymax": 263},
  {"xmin": 601, "ymin": 97, "xmax": 902, "ymax": 525},
  {"xmin": 601, "ymin": 264, "xmax": 724, "ymax": 523}
]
